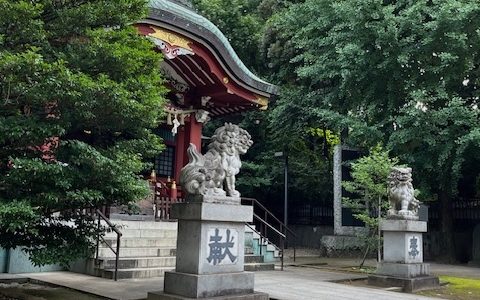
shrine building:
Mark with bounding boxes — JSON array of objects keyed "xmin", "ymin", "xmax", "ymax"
[{"xmin": 136, "ymin": 0, "xmax": 279, "ymax": 192}]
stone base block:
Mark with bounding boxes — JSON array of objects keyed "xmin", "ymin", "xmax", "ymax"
[
  {"xmin": 468, "ymin": 260, "xmax": 480, "ymax": 267},
  {"xmin": 172, "ymin": 203, "xmax": 252, "ymax": 223},
  {"xmin": 380, "ymin": 220, "xmax": 427, "ymax": 232},
  {"xmin": 148, "ymin": 291, "xmax": 269, "ymax": 300},
  {"xmin": 376, "ymin": 262, "xmax": 430, "ymax": 278},
  {"xmin": 175, "ymin": 220, "xmax": 246, "ymax": 274},
  {"xmin": 368, "ymin": 274, "xmax": 439, "ymax": 292},
  {"xmin": 383, "ymin": 231, "xmax": 424, "ymax": 263},
  {"xmin": 320, "ymin": 235, "xmax": 364, "ymax": 257},
  {"xmin": 163, "ymin": 271, "xmax": 254, "ymax": 299},
  {"xmin": 183, "ymin": 195, "xmax": 241, "ymax": 206}
]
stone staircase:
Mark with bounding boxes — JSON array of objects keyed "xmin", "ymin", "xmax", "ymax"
[
  {"xmin": 245, "ymin": 225, "xmax": 280, "ymax": 271},
  {"xmin": 72, "ymin": 220, "xmax": 176, "ymax": 279},
  {"xmin": 76, "ymin": 220, "xmax": 279, "ymax": 279}
]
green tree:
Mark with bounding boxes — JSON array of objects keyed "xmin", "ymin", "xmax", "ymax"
[
  {"xmin": 267, "ymin": 0, "xmax": 480, "ymax": 259},
  {"xmin": 192, "ymin": 0, "xmax": 264, "ymax": 72},
  {"xmin": 193, "ymin": 0, "xmax": 338, "ymax": 218},
  {"xmin": 0, "ymin": 0, "xmax": 166, "ymax": 266},
  {"xmin": 343, "ymin": 145, "xmax": 398, "ymax": 264}
]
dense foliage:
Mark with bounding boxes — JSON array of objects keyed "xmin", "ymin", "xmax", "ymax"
[
  {"xmin": 0, "ymin": 0, "xmax": 477, "ymax": 264},
  {"xmin": 195, "ymin": 0, "xmax": 338, "ymax": 216},
  {"xmin": 195, "ymin": 0, "xmax": 480, "ymax": 259},
  {"xmin": 270, "ymin": 0, "xmax": 480, "ymax": 258},
  {"xmin": 0, "ymin": 0, "xmax": 166, "ymax": 265}
]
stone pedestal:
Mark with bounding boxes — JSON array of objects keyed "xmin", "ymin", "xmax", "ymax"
[
  {"xmin": 368, "ymin": 220, "xmax": 439, "ymax": 292},
  {"xmin": 148, "ymin": 202, "xmax": 268, "ymax": 300}
]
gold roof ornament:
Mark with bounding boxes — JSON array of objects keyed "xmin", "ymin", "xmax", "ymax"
[{"xmin": 148, "ymin": 27, "xmax": 193, "ymax": 51}]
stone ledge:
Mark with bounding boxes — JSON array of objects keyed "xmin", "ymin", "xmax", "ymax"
[
  {"xmin": 171, "ymin": 203, "xmax": 253, "ymax": 222},
  {"xmin": 163, "ymin": 271, "xmax": 255, "ymax": 298},
  {"xmin": 320, "ymin": 235, "xmax": 364, "ymax": 257},
  {"xmin": 376, "ymin": 262, "xmax": 430, "ymax": 278},
  {"xmin": 380, "ymin": 220, "xmax": 427, "ymax": 232},
  {"xmin": 148, "ymin": 291, "xmax": 269, "ymax": 300},
  {"xmin": 368, "ymin": 274, "xmax": 439, "ymax": 292},
  {"xmin": 468, "ymin": 260, "xmax": 480, "ymax": 267}
]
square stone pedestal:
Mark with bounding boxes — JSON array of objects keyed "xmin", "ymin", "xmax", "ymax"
[
  {"xmin": 368, "ymin": 220, "xmax": 439, "ymax": 292},
  {"xmin": 148, "ymin": 271, "xmax": 268, "ymax": 300},
  {"xmin": 147, "ymin": 202, "xmax": 268, "ymax": 300},
  {"xmin": 148, "ymin": 291, "xmax": 269, "ymax": 300}
]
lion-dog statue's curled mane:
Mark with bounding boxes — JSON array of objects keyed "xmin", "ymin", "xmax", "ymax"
[
  {"xmin": 180, "ymin": 123, "xmax": 253, "ymax": 201},
  {"xmin": 387, "ymin": 167, "xmax": 421, "ymax": 220}
]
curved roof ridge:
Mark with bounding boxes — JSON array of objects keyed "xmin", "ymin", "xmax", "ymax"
[{"xmin": 148, "ymin": 0, "xmax": 279, "ymax": 95}]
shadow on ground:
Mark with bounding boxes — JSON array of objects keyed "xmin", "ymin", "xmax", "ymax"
[{"xmin": 0, "ymin": 282, "xmax": 104, "ymax": 300}]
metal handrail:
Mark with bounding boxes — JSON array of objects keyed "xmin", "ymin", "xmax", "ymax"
[
  {"xmin": 95, "ymin": 209, "xmax": 122, "ymax": 281},
  {"xmin": 242, "ymin": 197, "xmax": 297, "ymax": 238},
  {"xmin": 253, "ymin": 213, "xmax": 285, "ymax": 238},
  {"xmin": 251, "ymin": 214, "xmax": 286, "ymax": 270},
  {"xmin": 242, "ymin": 197, "xmax": 297, "ymax": 269},
  {"xmin": 245, "ymin": 222, "xmax": 264, "ymax": 256}
]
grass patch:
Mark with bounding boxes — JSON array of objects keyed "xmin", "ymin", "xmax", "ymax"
[{"xmin": 417, "ymin": 276, "xmax": 480, "ymax": 300}]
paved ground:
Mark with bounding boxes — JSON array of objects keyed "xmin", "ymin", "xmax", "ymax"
[
  {"xmin": 254, "ymin": 268, "xmax": 438, "ymax": 300},
  {"xmin": 283, "ymin": 256, "xmax": 480, "ymax": 279},
  {"xmin": 22, "ymin": 267, "xmax": 439, "ymax": 300},
  {"xmin": 23, "ymin": 272, "xmax": 162, "ymax": 300},
  {"xmin": 13, "ymin": 256, "xmax": 480, "ymax": 300},
  {"xmin": 430, "ymin": 263, "xmax": 480, "ymax": 279}
]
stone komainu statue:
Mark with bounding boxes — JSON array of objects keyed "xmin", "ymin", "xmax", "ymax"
[
  {"xmin": 387, "ymin": 167, "xmax": 421, "ymax": 220},
  {"xmin": 180, "ymin": 123, "xmax": 253, "ymax": 202}
]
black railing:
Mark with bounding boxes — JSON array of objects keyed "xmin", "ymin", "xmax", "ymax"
[
  {"xmin": 241, "ymin": 197, "xmax": 296, "ymax": 269},
  {"xmin": 289, "ymin": 201, "xmax": 334, "ymax": 225},
  {"xmin": 95, "ymin": 209, "xmax": 122, "ymax": 281},
  {"xmin": 426, "ymin": 197, "xmax": 480, "ymax": 228},
  {"xmin": 254, "ymin": 214, "xmax": 286, "ymax": 270}
]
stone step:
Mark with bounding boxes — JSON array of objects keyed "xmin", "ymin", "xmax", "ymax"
[
  {"xmin": 251, "ymin": 239, "xmax": 280, "ymax": 260},
  {"xmin": 109, "ymin": 213, "xmax": 155, "ymax": 221},
  {"xmin": 97, "ymin": 256, "xmax": 176, "ymax": 269},
  {"xmin": 106, "ymin": 220, "xmax": 178, "ymax": 230},
  {"xmin": 102, "ymin": 267, "xmax": 173, "ymax": 279},
  {"xmin": 245, "ymin": 255, "xmax": 264, "ymax": 264},
  {"xmin": 251, "ymin": 231, "xmax": 261, "ymax": 239},
  {"xmin": 97, "ymin": 247, "xmax": 175, "ymax": 258},
  {"xmin": 102, "ymin": 238, "xmax": 177, "ymax": 248},
  {"xmin": 244, "ymin": 263, "xmax": 275, "ymax": 272},
  {"xmin": 104, "ymin": 228, "xmax": 177, "ymax": 239},
  {"xmin": 244, "ymin": 224, "xmax": 256, "ymax": 233},
  {"xmin": 265, "ymin": 244, "xmax": 281, "ymax": 258},
  {"xmin": 244, "ymin": 246, "xmax": 255, "ymax": 255}
]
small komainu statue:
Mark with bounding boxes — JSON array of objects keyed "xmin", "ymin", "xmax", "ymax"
[
  {"xmin": 387, "ymin": 167, "xmax": 421, "ymax": 220},
  {"xmin": 180, "ymin": 123, "xmax": 253, "ymax": 203}
]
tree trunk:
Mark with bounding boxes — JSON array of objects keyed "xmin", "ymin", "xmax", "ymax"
[
  {"xmin": 359, "ymin": 243, "xmax": 370, "ymax": 269},
  {"xmin": 439, "ymin": 189, "xmax": 456, "ymax": 262}
]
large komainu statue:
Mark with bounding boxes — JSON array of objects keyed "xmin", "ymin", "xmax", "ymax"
[
  {"xmin": 180, "ymin": 123, "xmax": 253, "ymax": 203},
  {"xmin": 387, "ymin": 167, "xmax": 421, "ymax": 220}
]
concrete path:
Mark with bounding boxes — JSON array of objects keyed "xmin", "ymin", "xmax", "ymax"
[
  {"xmin": 255, "ymin": 268, "xmax": 437, "ymax": 300},
  {"xmin": 430, "ymin": 263, "xmax": 480, "ymax": 279},
  {"xmin": 23, "ymin": 271, "xmax": 162, "ymax": 300},
  {"xmin": 283, "ymin": 256, "xmax": 480, "ymax": 279},
  {"xmin": 22, "ymin": 267, "xmax": 439, "ymax": 300}
]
